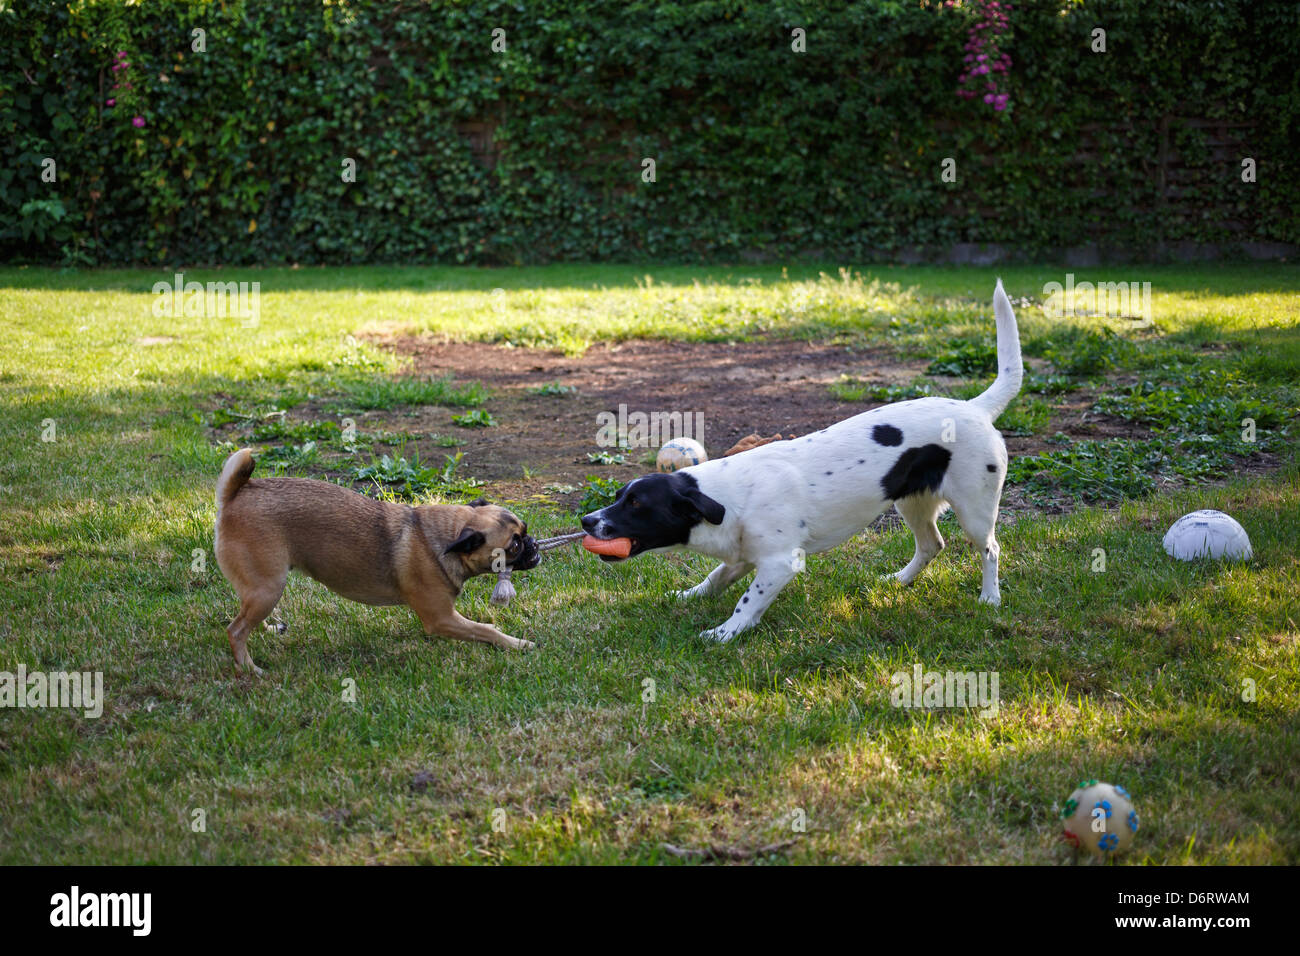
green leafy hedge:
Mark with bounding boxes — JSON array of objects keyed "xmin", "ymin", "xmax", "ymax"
[{"xmin": 2, "ymin": 0, "xmax": 1297, "ymax": 266}]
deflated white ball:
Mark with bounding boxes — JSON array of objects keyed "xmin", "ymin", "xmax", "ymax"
[
  {"xmin": 656, "ymin": 437, "xmax": 707, "ymax": 473},
  {"xmin": 1061, "ymin": 780, "xmax": 1139, "ymax": 857},
  {"xmin": 1163, "ymin": 509, "xmax": 1252, "ymax": 561}
]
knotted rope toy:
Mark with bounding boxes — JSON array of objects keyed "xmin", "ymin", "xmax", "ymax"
[{"xmin": 490, "ymin": 531, "xmax": 587, "ymax": 606}]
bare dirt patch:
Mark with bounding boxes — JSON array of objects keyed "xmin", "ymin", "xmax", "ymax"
[
  {"xmin": 202, "ymin": 334, "xmax": 1284, "ymax": 520},
  {"xmin": 355, "ymin": 334, "xmax": 1159, "ymax": 516}
]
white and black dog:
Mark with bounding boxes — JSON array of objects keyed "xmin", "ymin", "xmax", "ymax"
[{"xmin": 581, "ymin": 280, "xmax": 1022, "ymax": 642}]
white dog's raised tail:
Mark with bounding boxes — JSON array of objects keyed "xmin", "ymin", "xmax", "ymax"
[{"xmin": 968, "ymin": 278, "xmax": 1022, "ymax": 420}]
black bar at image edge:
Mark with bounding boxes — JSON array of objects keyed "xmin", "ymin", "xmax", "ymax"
[{"xmin": 5, "ymin": 865, "xmax": 1270, "ymax": 941}]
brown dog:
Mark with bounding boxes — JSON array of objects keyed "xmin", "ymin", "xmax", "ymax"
[{"xmin": 213, "ymin": 448, "xmax": 540, "ymax": 674}]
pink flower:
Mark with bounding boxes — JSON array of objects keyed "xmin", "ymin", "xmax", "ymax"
[
  {"xmin": 105, "ymin": 97, "xmax": 115, "ymax": 106},
  {"xmin": 957, "ymin": 0, "xmax": 1013, "ymax": 109},
  {"xmin": 132, "ymin": 116, "xmax": 145, "ymax": 128}
]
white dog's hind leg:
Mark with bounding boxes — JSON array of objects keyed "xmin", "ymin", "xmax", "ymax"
[
  {"xmin": 948, "ymin": 499, "xmax": 1002, "ymax": 605},
  {"xmin": 671, "ymin": 561, "xmax": 753, "ymax": 601},
  {"xmin": 700, "ymin": 558, "xmax": 797, "ymax": 643},
  {"xmin": 888, "ymin": 494, "xmax": 946, "ymax": 585}
]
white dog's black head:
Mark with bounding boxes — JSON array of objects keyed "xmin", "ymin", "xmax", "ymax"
[{"xmin": 581, "ymin": 471, "xmax": 725, "ymax": 561}]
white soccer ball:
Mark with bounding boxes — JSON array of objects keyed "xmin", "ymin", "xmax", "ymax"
[
  {"xmin": 1163, "ymin": 509, "xmax": 1252, "ymax": 561},
  {"xmin": 656, "ymin": 437, "xmax": 707, "ymax": 473},
  {"xmin": 1061, "ymin": 780, "xmax": 1139, "ymax": 857}
]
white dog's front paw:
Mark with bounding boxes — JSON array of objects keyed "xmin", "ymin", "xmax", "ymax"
[
  {"xmin": 668, "ymin": 588, "xmax": 697, "ymax": 602},
  {"xmin": 698, "ymin": 625, "xmax": 739, "ymax": 643},
  {"xmin": 978, "ymin": 591, "xmax": 1001, "ymax": 606}
]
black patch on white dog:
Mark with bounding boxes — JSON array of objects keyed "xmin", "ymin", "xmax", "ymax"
[
  {"xmin": 872, "ymin": 424, "xmax": 904, "ymax": 446},
  {"xmin": 881, "ymin": 444, "xmax": 952, "ymax": 500},
  {"xmin": 986, "ymin": 463, "xmax": 997, "ymax": 473}
]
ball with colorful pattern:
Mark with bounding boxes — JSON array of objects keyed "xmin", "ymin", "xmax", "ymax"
[
  {"xmin": 1060, "ymin": 780, "xmax": 1138, "ymax": 857},
  {"xmin": 656, "ymin": 437, "xmax": 707, "ymax": 473}
]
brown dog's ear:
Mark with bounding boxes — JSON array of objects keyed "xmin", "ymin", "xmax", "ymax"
[{"xmin": 445, "ymin": 528, "xmax": 486, "ymax": 554}]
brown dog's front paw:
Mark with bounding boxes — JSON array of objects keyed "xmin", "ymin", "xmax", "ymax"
[{"xmin": 501, "ymin": 635, "xmax": 536, "ymax": 651}]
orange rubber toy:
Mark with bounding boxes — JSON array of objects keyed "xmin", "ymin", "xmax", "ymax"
[{"xmin": 582, "ymin": 535, "xmax": 633, "ymax": 558}]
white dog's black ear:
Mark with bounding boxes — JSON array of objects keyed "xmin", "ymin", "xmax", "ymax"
[
  {"xmin": 445, "ymin": 528, "xmax": 486, "ymax": 554},
  {"xmin": 680, "ymin": 487, "xmax": 725, "ymax": 525}
]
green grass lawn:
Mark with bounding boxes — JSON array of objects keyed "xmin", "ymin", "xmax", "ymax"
[{"xmin": 1, "ymin": 263, "xmax": 1297, "ymax": 864}]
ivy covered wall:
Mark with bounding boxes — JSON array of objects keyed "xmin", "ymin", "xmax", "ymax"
[{"xmin": 2, "ymin": 0, "xmax": 1296, "ymax": 265}]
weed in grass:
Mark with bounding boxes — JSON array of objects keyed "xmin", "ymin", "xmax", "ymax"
[
  {"xmin": 829, "ymin": 376, "xmax": 933, "ymax": 403},
  {"xmin": 342, "ymin": 375, "xmax": 488, "ymax": 410},
  {"xmin": 1008, "ymin": 361, "xmax": 1291, "ymax": 503},
  {"xmin": 259, "ymin": 441, "xmax": 322, "ymax": 473},
  {"xmin": 527, "ymin": 382, "xmax": 579, "ymax": 396},
  {"xmin": 998, "ymin": 397, "xmax": 1052, "ymax": 437},
  {"xmin": 1096, "ymin": 367, "xmax": 1292, "ymax": 436},
  {"xmin": 363, "ymin": 428, "xmax": 431, "ymax": 445},
  {"xmin": 329, "ymin": 334, "xmax": 393, "ymax": 372},
  {"xmin": 578, "ymin": 474, "xmax": 624, "ymax": 513},
  {"xmin": 203, "ymin": 403, "xmax": 291, "ymax": 428},
  {"xmin": 587, "ymin": 451, "xmax": 628, "ymax": 465},
  {"xmin": 1009, "ymin": 433, "xmax": 1259, "ymax": 502},
  {"xmin": 1023, "ymin": 373, "xmax": 1075, "ymax": 395},
  {"xmin": 451, "ymin": 409, "xmax": 497, "ymax": 428},
  {"xmin": 948, "ymin": 381, "xmax": 987, "ymax": 401},
  {"xmin": 205, "ymin": 407, "xmax": 247, "ymax": 428},
  {"xmin": 926, "ymin": 339, "xmax": 997, "ymax": 376},
  {"xmin": 351, "ymin": 448, "xmax": 482, "ymax": 498},
  {"xmin": 250, "ymin": 418, "xmax": 343, "ymax": 443},
  {"xmin": 1041, "ymin": 329, "xmax": 1138, "ymax": 377}
]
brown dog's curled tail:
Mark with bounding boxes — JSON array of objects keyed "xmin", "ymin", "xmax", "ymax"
[{"xmin": 216, "ymin": 448, "xmax": 255, "ymax": 512}]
